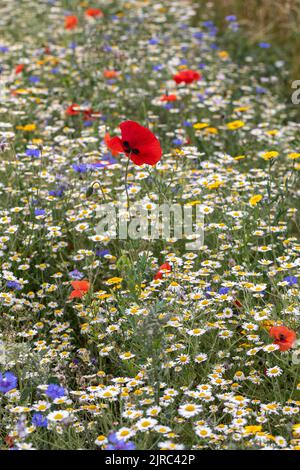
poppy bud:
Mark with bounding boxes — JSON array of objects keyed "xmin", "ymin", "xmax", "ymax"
[{"xmin": 86, "ymin": 186, "xmax": 94, "ymax": 197}]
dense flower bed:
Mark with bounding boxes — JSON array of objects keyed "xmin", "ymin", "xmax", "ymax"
[{"xmin": 0, "ymin": 0, "xmax": 299, "ymax": 450}]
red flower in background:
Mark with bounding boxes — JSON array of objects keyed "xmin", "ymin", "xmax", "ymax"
[
  {"xmin": 85, "ymin": 8, "xmax": 103, "ymax": 18},
  {"xmin": 173, "ymin": 70, "xmax": 201, "ymax": 85},
  {"xmin": 69, "ymin": 280, "xmax": 90, "ymax": 299},
  {"xmin": 65, "ymin": 15, "xmax": 78, "ymax": 30},
  {"xmin": 65, "ymin": 104, "xmax": 99, "ymax": 120},
  {"xmin": 269, "ymin": 325, "xmax": 296, "ymax": 351},
  {"xmin": 82, "ymin": 108, "xmax": 99, "ymax": 121},
  {"xmin": 66, "ymin": 103, "xmax": 80, "ymax": 116},
  {"xmin": 106, "ymin": 120, "xmax": 162, "ymax": 166},
  {"xmin": 154, "ymin": 262, "xmax": 172, "ymax": 280},
  {"xmin": 15, "ymin": 64, "xmax": 25, "ymax": 74},
  {"xmin": 160, "ymin": 94, "xmax": 177, "ymax": 102},
  {"xmin": 103, "ymin": 70, "xmax": 118, "ymax": 79}
]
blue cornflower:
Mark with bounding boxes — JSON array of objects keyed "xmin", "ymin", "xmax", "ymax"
[
  {"xmin": 32, "ymin": 413, "xmax": 48, "ymax": 428},
  {"xmin": 106, "ymin": 433, "xmax": 136, "ymax": 451},
  {"xmin": 69, "ymin": 269, "xmax": 84, "ymax": 280},
  {"xmin": 193, "ymin": 32, "xmax": 203, "ymax": 39},
  {"xmin": 226, "ymin": 15, "xmax": 237, "ymax": 22},
  {"xmin": 34, "ymin": 209, "xmax": 45, "ymax": 216},
  {"xmin": 256, "ymin": 86, "xmax": 266, "ymax": 94},
  {"xmin": 172, "ymin": 138, "xmax": 183, "ymax": 146},
  {"xmin": 283, "ymin": 276, "xmax": 298, "ymax": 286},
  {"xmin": 6, "ymin": 280, "xmax": 22, "ymax": 290},
  {"xmin": 45, "ymin": 384, "xmax": 66, "ymax": 400},
  {"xmin": 202, "ymin": 20, "xmax": 214, "ymax": 28},
  {"xmin": 29, "ymin": 76, "xmax": 40, "ymax": 83},
  {"xmin": 103, "ymin": 44, "xmax": 112, "ymax": 52},
  {"xmin": 259, "ymin": 42, "xmax": 270, "ymax": 49},
  {"xmin": 205, "ymin": 287, "xmax": 212, "ymax": 298},
  {"xmin": 72, "ymin": 163, "xmax": 89, "ymax": 173},
  {"xmin": 48, "ymin": 188, "xmax": 64, "ymax": 197},
  {"xmin": 0, "ymin": 372, "xmax": 17, "ymax": 393},
  {"xmin": 25, "ymin": 148, "xmax": 40, "ymax": 157},
  {"xmin": 219, "ymin": 287, "xmax": 230, "ymax": 295},
  {"xmin": 96, "ymin": 249, "xmax": 110, "ymax": 257}
]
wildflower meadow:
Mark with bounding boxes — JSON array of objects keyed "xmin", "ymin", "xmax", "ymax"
[{"xmin": 0, "ymin": 0, "xmax": 299, "ymax": 453}]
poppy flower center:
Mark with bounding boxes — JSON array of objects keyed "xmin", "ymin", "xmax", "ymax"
[
  {"xmin": 122, "ymin": 141, "xmax": 140, "ymax": 155},
  {"xmin": 279, "ymin": 334, "xmax": 286, "ymax": 341}
]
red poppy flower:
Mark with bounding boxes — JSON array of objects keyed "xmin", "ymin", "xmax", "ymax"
[
  {"xmin": 160, "ymin": 94, "xmax": 177, "ymax": 102},
  {"xmin": 85, "ymin": 8, "xmax": 103, "ymax": 18},
  {"xmin": 173, "ymin": 70, "xmax": 201, "ymax": 85},
  {"xmin": 83, "ymin": 108, "xmax": 99, "ymax": 121},
  {"xmin": 269, "ymin": 325, "xmax": 296, "ymax": 351},
  {"xmin": 103, "ymin": 70, "xmax": 118, "ymax": 79},
  {"xmin": 154, "ymin": 262, "xmax": 172, "ymax": 280},
  {"xmin": 69, "ymin": 280, "xmax": 90, "ymax": 299},
  {"xmin": 64, "ymin": 15, "xmax": 78, "ymax": 30},
  {"xmin": 105, "ymin": 121, "xmax": 162, "ymax": 166},
  {"xmin": 104, "ymin": 133, "xmax": 118, "ymax": 156},
  {"xmin": 66, "ymin": 103, "xmax": 80, "ymax": 116},
  {"xmin": 15, "ymin": 64, "xmax": 25, "ymax": 74}
]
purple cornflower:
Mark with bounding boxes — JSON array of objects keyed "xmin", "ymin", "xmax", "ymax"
[
  {"xmin": 106, "ymin": 433, "xmax": 135, "ymax": 450},
  {"xmin": 45, "ymin": 384, "xmax": 66, "ymax": 400},
  {"xmin": 0, "ymin": 372, "xmax": 17, "ymax": 393}
]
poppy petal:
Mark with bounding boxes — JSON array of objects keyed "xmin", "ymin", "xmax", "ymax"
[
  {"xmin": 120, "ymin": 121, "xmax": 159, "ymax": 148},
  {"xmin": 130, "ymin": 139, "xmax": 162, "ymax": 166},
  {"xmin": 105, "ymin": 135, "xmax": 124, "ymax": 155},
  {"xmin": 69, "ymin": 290, "xmax": 84, "ymax": 299},
  {"xmin": 71, "ymin": 280, "xmax": 90, "ymax": 292}
]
